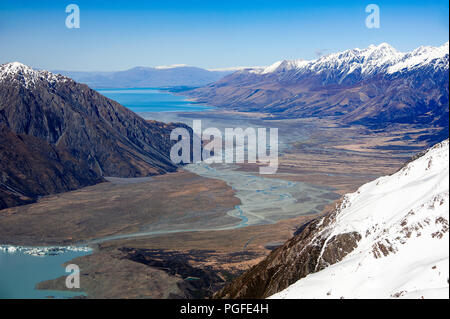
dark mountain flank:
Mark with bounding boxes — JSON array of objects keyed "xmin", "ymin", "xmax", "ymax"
[
  {"xmin": 0, "ymin": 124, "xmax": 103, "ymax": 209},
  {"xmin": 213, "ymin": 203, "xmax": 358, "ymax": 299},
  {"xmin": 0, "ymin": 62, "xmax": 185, "ymax": 209}
]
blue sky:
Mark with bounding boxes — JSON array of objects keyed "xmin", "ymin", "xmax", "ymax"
[{"xmin": 0, "ymin": 0, "xmax": 448, "ymax": 71}]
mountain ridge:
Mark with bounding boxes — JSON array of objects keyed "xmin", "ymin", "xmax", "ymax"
[
  {"xmin": 241, "ymin": 41, "xmax": 448, "ymax": 78},
  {"xmin": 182, "ymin": 42, "xmax": 449, "ymax": 139},
  {"xmin": 0, "ymin": 62, "xmax": 187, "ymax": 209}
]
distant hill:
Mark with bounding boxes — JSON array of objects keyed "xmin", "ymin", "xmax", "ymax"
[
  {"xmin": 0, "ymin": 62, "xmax": 187, "ymax": 209},
  {"xmin": 54, "ymin": 66, "xmax": 232, "ymax": 89}
]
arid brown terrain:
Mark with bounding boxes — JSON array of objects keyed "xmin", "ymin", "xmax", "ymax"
[
  {"xmin": 20, "ymin": 109, "xmax": 433, "ymax": 299},
  {"xmin": 0, "ymin": 170, "xmax": 239, "ymax": 246}
]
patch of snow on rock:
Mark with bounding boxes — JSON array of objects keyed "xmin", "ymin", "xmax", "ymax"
[{"xmin": 270, "ymin": 139, "xmax": 449, "ymax": 299}]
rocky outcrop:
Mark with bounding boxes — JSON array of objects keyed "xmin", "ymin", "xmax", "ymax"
[{"xmin": 214, "ymin": 201, "xmax": 362, "ymax": 299}]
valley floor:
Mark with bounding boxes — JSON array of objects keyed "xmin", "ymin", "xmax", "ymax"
[{"xmin": 0, "ymin": 110, "xmax": 436, "ymax": 298}]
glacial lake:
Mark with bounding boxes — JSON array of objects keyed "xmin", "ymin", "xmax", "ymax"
[
  {"xmin": 96, "ymin": 88, "xmax": 212, "ymax": 113},
  {"xmin": 0, "ymin": 249, "xmax": 91, "ymax": 299}
]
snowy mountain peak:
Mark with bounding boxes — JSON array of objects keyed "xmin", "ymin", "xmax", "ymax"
[
  {"xmin": 0, "ymin": 62, "xmax": 35, "ymax": 77},
  {"xmin": 5, "ymin": 61, "xmax": 30, "ymax": 69},
  {"xmin": 154, "ymin": 64, "xmax": 189, "ymax": 69},
  {"xmin": 261, "ymin": 59, "xmax": 308, "ymax": 74},
  {"xmin": 0, "ymin": 62, "xmax": 69, "ymax": 88},
  {"xmin": 247, "ymin": 42, "xmax": 448, "ymax": 80},
  {"xmin": 363, "ymin": 42, "xmax": 400, "ymax": 60},
  {"xmin": 365, "ymin": 42, "xmax": 398, "ymax": 54},
  {"xmin": 271, "ymin": 139, "xmax": 449, "ymax": 299},
  {"xmin": 375, "ymin": 42, "xmax": 392, "ymax": 48},
  {"xmin": 387, "ymin": 42, "xmax": 449, "ymax": 74}
]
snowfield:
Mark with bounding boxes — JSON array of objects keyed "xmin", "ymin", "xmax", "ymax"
[
  {"xmin": 0, "ymin": 62, "xmax": 69, "ymax": 89},
  {"xmin": 270, "ymin": 139, "xmax": 449, "ymax": 299},
  {"xmin": 248, "ymin": 41, "xmax": 449, "ymax": 80}
]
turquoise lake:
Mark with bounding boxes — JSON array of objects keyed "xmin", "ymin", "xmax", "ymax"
[
  {"xmin": 0, "ymin": 249, "xmax": 91, "ymax": 299},
  {"xmin": 96, "ymin": 88, "xmax": 212, "ymax": 112}
]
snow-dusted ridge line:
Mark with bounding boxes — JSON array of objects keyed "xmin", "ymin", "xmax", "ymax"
[
  {"xmin": 0, "ymin": 61, "xmax": 71, "ymax": 89},
  {"xmin": 270, "ymin": 139, "xmax": 449, "ymax": 299},
  {"xmin": 248, "ymin": 41, "xmax": 449, "ymax": 77},
  {"xmin": 154, "ymin": 64, "xmax": 189, "ymax": 69},
  {"xmin": 0, "ymin": 244, "xmax": 92, "ymax": 257},
  {"xmin": 207, "ymin": 65, "xmax": 268, "ymax": 72},
  {"xmin": 3, "ymin": 41, "xmax": 447, "ymax": 86}
]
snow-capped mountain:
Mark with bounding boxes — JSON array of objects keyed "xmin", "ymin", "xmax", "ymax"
[
  {"xmin": 183, "ymin": 42, "xmax": 449, "ymax": 139},
  {"xmin": 270, "ymin": 139, "xmax": 449, "ymax": 299},
  {"xmin": 0, "ymin": 62, "xmax": 69, "ymax": 89},
  {"xmin": 387, "ymin": 42, "xmax": 449, "ymax": 74},
  {"xmin": 250, "ymin": 42, "xmax": 448, "ymax": 82},
  {"xmin": 215, "ymin": 139, "xmax": 449, "ymax": 299},
  {"xmin": 0, "ymin": 62, "xmax": 186, "ymax": 209},
  {"xmin": 257, "ymin": 59, "xmax": 309, "ymax": 74}
]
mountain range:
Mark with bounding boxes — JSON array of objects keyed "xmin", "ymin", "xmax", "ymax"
[
  {"xmin": 183, "ymin": 42, "xmax": 449, "ymax": 140},
  {"xmin": 54, "ymin": 65, "xmax": 233, "ymax": 89},
  {"xmin": 0, "ymin": 62, "xmax": 187, "ymax": 209},
  {"xmin": 216, "ymin": 139, "xmax": 449, "ymax": 299}
]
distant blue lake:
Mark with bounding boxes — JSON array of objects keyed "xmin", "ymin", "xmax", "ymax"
[
  {"xmin": 96, "ymin": 88, "xmax": 212, "ymax": 112},
  {"xmin": 0, "ymin": 250, "xmax": 90, "ymax": 299}
]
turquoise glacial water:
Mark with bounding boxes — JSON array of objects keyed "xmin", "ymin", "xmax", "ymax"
[
  {"xmin": 96, "ymin": 88, "xmax": 212, "ymax": 113},
  {"xmin": 0, "ymin": 250, "xmax": 91, "ymax": 299}
]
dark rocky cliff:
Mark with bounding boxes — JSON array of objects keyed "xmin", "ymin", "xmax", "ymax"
[
  {"xmin": 0, "ymin": 62, "xmax": 186, "ymax": 209},
  {"xmin": 214, "ymin": 199, "xmax": 361, "ymax": 299}
]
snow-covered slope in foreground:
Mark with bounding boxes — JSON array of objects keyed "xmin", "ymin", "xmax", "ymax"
[{"xmin": 271, "ymin": 140, "xmax": 449, "ymax": 299}]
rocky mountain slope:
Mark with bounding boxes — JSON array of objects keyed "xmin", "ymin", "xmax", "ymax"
[
  {"xmin": 55, "ymin": 65, "xmax": 232, "ymax": 89},
  {"xmin": 215, "ymin": 139, "xmax": 449, "ymax": 299},
  {"xmin": 0, "ymin": 124, "xmax": 103, "ymax": 209},
  {"xmin": 184, "ymin": 42, "xmax": 449, "ymax": 139},
  {"xmin": 0, "ymin": 62, "xmax": 184, "ymax": 209}
]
